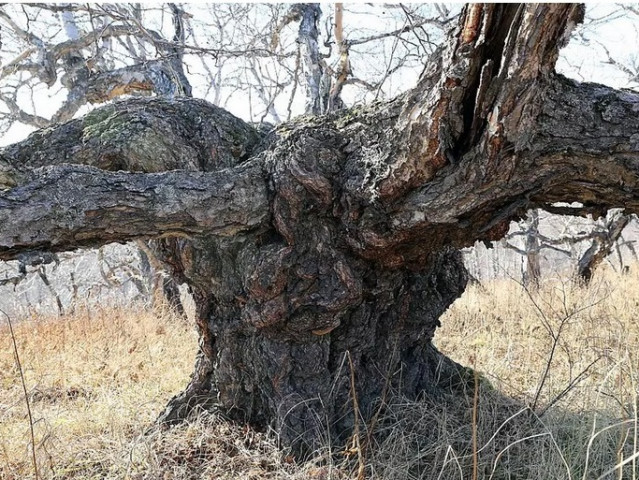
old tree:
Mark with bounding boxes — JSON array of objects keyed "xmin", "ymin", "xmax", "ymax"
[{"xmin": 0, "ymin": 3, "xmax": 636, "ymax": 451}]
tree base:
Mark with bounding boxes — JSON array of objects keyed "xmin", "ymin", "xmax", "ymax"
[{"xmin": 156, "ymin": 342, "xmax": 481, "ymax": 459}]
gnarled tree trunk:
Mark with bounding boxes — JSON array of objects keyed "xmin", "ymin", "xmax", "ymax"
[{"xmin": 2, "ymin": 4, "xmax": 639, "ymax": 454}]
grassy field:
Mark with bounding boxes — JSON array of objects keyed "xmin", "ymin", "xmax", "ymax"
[{"xmin": 1, "ymin": 266, "xmax": 639, "ymax": 479}]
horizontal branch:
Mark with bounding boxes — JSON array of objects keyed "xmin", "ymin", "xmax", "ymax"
[
  {"xmin": 0, "ymin": 164, "xmax": 269, "ymax": 261},
  {"xmin": 347, "ymin": 15, "xmax": 453, "ymax": 46},
  {"xmin": 540, "ymin": 204, "xmax": 608, "ymax": 218},
  {"xmin": 530, "ymin": 76, "xmax": 639, "ymax": 208},
  {"xmin": 2, "ymin": 4, "xmax": 639, "ymax": 273},
  {"xmin": 1, "ymin": 97, "xmax": 262, "ymax": 172},
  {"xmin": 503, "ymin": 241, "xmax": 571, "ymax": 257},
  {"xmin": 351, "ymin": 74, "xmax": 639, "ymax": 262}
]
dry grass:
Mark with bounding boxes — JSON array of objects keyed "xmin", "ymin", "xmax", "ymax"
[
  {"xmin": 437, "ymin": 266, "xmax": 639, "ymax": 415},
  {"xmin": 2, "ymin": 265, "xmax": 639, "ymax": 479},
  {"xmin": 435, "ymin": 265, "xmax": 639, "ymax": 479},
  {"xmin": 0, "ymin": 306, "xmax": 196, "ymax": 479}
]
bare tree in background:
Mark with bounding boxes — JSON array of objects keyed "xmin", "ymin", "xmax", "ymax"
[{"xmin": 502, "ymin": 209, "xmax": 638, "ymax": 285}]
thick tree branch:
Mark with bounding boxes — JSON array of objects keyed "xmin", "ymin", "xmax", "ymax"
[
  {"xmin": 376, "ymin": 4, "xmax": 583, "ymax": 200},
  {"xmin": 334, "ymin": 4, "xmax": 639, "ymax": 267},
  {"xmin": 0, "ymin": 163, "xmax": 269, "ymax": 261},
  {"xmin": 3, "ymin": 4, "xmax": 639, "ymax": 275},
  {"xmin": 2, "ymin": 97, "xmax": 262, "ymax": 172},
  {"xmin": 0, "ymin": 96, "xmax": 268, "ymax": 259},
  {"xmin": 522, "ymin": 77, "xmax": 639, "ymax": 210},
  {"xmin": 379, "ymin": 76, "xmax": 639, "ymax": 263}
]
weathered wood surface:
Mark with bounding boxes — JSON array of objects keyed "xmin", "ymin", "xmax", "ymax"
[{"xmin": 0, "ymin": 164, "xmax": 268, "ymax": 257}]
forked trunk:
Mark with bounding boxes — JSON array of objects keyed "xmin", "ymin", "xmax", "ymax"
[{"xmin": 5, "ymin": 3, "xmax": 639, "ymax": 456}]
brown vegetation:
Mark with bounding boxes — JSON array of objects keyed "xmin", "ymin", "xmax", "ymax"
[{"xmin": 2, "ymin": 265, "xmax": 639, "ymax": 479}]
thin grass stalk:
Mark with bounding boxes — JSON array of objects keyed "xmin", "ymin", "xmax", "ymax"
[{"xmin": 2, "ymin": 308, "xmax": 39, "ymax": 480}]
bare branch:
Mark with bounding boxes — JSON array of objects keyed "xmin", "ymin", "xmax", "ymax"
[
  {"xmin": 347, "ymin": 14, "xmax": 453, "ymax": 46},
  {"xmin": 0, "ymin": 92, "xmax": 51, "ymax": 128},
  {"xmin": 0, "ymin": 164, "xmax": 269, "ymax": 261}
]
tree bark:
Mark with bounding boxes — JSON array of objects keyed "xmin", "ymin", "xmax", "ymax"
[
  {"xmin": 524, "ymin": 210, "xmax": 541, "ymax": 288},
  {"xmin": 577, "ymin": 211, "xmax": 631, "ymax": 283},
  {"xmin": 2, "ymin": 3, "xmax": 639, "ymax": 454}
]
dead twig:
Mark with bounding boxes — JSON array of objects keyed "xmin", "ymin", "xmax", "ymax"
[{"xmin": 2, "ymin": 308, "xmax": 39, "ymax": 480}]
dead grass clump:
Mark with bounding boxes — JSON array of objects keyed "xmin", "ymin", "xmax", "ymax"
[{"xmin": 360, "ymin": 383, "xmax": 636, "ymax": 479}]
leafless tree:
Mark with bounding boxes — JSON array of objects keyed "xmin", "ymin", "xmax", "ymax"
[
  {"xmin": 3, "ymin": 3, "xmax": 639, "ymax": 457},
  {"xmin": 502, "ymin": 209, "xmax": 638, "ymax": 285},
  {"xmin": 0, "ymin": 3, "xmax": 455, "ymax": 133}
]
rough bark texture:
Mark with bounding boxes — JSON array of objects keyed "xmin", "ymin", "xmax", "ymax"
[
  {"xmin": 577, "ymin": 211, "xmax": 631, "ymax": 282},
  {"xmin": 524, "ymin": 210, "xmax": 541, "ymax": 288},
  {"xmin": 2, "ymin": 3, "xmax": 638, "ymax": 454}
]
